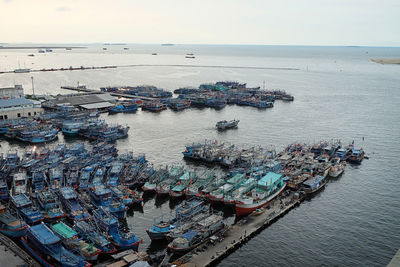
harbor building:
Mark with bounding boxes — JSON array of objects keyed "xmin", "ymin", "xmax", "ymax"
[
  {"xmin": 0, "ymin": 84, "xmax": 24, "ymax": 99},
  {"xmin": 0, "ymin": 85, "xmax": 43, "ymax": 120},
  {"xmin": 0, "ymin": 98, "xmax": 43, "ymax": 120},
  {"xmin": 42, "ymin": 92, "xmax": 116, "ymax": 111}
]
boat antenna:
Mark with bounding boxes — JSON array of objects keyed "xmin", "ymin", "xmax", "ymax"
[{"xmin": 263, "ymin": 80, "xmax": 265, "ymax": 90}]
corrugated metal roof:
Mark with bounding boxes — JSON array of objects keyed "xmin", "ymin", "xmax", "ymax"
[
  {"xmin": 0, "ymin": 97, "xmax": 33, "ymax": 108},
  {"xmin": 80, "ymin": 102, "xmax": 113, "ymax": 109},
  {"xmin": 50, "ymin": 93, "xmax": 115, "ymax": 106}
]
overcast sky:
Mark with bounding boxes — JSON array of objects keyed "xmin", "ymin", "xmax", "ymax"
[{"xmin": 1, "ymin": 0, "xmax": 399, "ymax": 46}]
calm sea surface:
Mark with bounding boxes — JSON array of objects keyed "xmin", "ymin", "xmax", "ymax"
[{"xmin": 1, "ymin": 44, "xmax": 400, "ymax": 266}]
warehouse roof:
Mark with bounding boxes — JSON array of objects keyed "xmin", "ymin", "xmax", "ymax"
[
  {"xmin": 80, "ymin": 102, "xmax": 113, "ymax": 109},
  {"xmin": 0, "ymin": 97, "xmax": 33, "ymax": 108}
]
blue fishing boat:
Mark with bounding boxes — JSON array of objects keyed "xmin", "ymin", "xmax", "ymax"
[
  {"xmin": 10, "ymin": 193, "xmax": 43, "ymax": 225},
  {"xmin": 21, "ymin": 223, "xmax": 90, "ymax": 267},
  {"xmin": 16, "ymin": 127, "xmax": 59, "ymax": 143},
  {"xmin": 110, "ymin": 186, "xmax": 133, "ymax": 206},
  {"xmin": 108, "ymin": 103, "xmax": 138, "ymax": 114},
  {"xmin": 92, "ymin": 167, "xmax": 105, "ymax": 185},
  {"xmin": 93, "ymin": 207, "xmax": 141, "ymax": 251},
  {"xmin": 48, "ymin": 168, "xmax": 63, "ymax": 191},
  {"xmin": 73, "ymin": 220, "xmax": 117, "ymax": 254},
  {"xmin": 146, "ymin": 198, "xmax": 206, "ymax": 240},
  {"xmin": 216, "ymin": 119, "xmax": 239, "ymax": 130},
  {"xmin": 59, "ymin": 187, "xmax": 89, "ymax": 221},
  {"xmin": 89, "ymin": 184, "xmax": 127, "ymax": 218},
  {"xmin": 302, "ymin": 175, "xmax": 327, "ymax": 195},
  {"xmin": 0, "ymin": 204, "xmax": 28, "ymax": 237},
  {"xmin": 62, "ymin": 120, "xmax": 84, "ymax": 136},
  {"xmin": 12, "ymin": 172, "xmax": 27, "ymax": 196},
  {"xmin": 30, "ymin": 172, "xmax": 46, "ymax": 195},
  {"xmin": 6, "ymin": 151, "xmax": 19, "ymax": 167},
  {"xmin": 348, "ymin": 145, "xmax": 365, "ymax": 164},
  {"xmin": 106, "ymin": 161, "xmax": 124, "ymax": 187},
  {"xmin": 37, "ymin": 190, "xmax": 65, "ymax": 221},
  {"xmin": 0, "ymin": 178, "xmax": 10, "ymax": 200},
  {"xmin": 205, "ymin": 98, "xmax": 227, "ymax": 109},
  {"xmin": 79, "ymin": 166, "xmax": 93, "ymax": 190}
]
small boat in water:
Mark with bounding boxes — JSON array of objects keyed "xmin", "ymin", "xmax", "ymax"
[
  {"xmin": 329, "ymin": 162, "xmax": 345, "ymax": 178},
  {"xmin": 216, "ymin": 119, "xmax": 239, "ymax": 130}
]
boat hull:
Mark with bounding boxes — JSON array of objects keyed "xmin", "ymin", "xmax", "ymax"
[{"xmin": 235, "ymin": 183, "xmax": 286, "ymax": 217}]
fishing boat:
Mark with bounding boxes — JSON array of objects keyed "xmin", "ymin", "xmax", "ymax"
[
  {"xmin": 79, "ymin": 166, "xmax": 93, "ymax": 190},
  {"xmin": 93, "ymin": 207, "xmax": 141, "ymax": 251},
  {"xmin": 89, "ymin": 184, "xmax": 127, "ymax": 218},
  {"xmin": 302, "ymin": 175, "xmax": 327, "ymax": 195},
  {"xmin": 10, "ymin": 193, "xmax": 43, "ymax": 225},
  {"xmin": 0, "ymin": 178, "xmax": 10, "ymax": 200},
  {"xmin": 216, "ymin": 119, "xmax": 239, "ymax": 130},
  {"xmin": 167, "ymin": 99, "xmax": 191, "ymax": 111},
  {"xmin": 30, "ymin": 172, "xmax": 46, "ymax": 196},
  {"xmin": 208, "ymin": 173, "xmax": 246, "ymax": 204},
  {"xmin": 62, "ymin": 120, "xmax": 84, "ymax": 136},
  {"xmin": 328, "ymin": 162, "xmax": 345, "ymax": 178},
  {"xmin": 156, "ymin": 165, "xmax": 184, "ymax": 195},
  {"xmin": 59, "ymin": 187, "xmax": 89, "ymax": 221},
  {"xmin": 348, "ymin": 147, "xmax": 365, "ymax": 164},
  {"xmin": 142, "ymin": 168, "xmax": 169, "ymax": 192},
  {"xmin": 92, "ymin": 167, "xmax": 105, "ymax": 185},
  {"xmin": 234, "ymin": 172, "xmax": 286, "ymax": 216},
  {"xmin": 106, "ymin": 161, "xmax": 124, "ymax": 187},
  {"xmin": 169, "ymin": 171, "xmax": 196, "ymax": 198},
  {"xmin": 185, "ymin": 170, "xmax": 214, "ymax": 197},
  {"xmin": 12, "ymin": 172, "xmax": 27, "ymax": 195},
  {"xmin": 0, "ymin": 204, "xmax": 28, "ymax": 237},
  {"xmin": 73, "ymin": 220, "xmax": 117, "ymax": 254},
  {"xmin": 108, "ymin": 103, "xmax": 138, "ymax": 114},
  {"xmin": 51, "ymin": 221, "xmax": 101, "ymax": 261},
  {"xmin": 141, "ymin": 101, "xmax": 167, "ymax": 112},
  {"xmin": 21, "ymin": 223, "xmax": 90, "ymax": 267},
  {"xmin": 146, "ymin": 198, "xmax": 206, "ymax": 241},
  {"xmin": 167, "ymin": 213, "xmax": 225, "ymax": 254},
  {"xmin": 36, "ymin": 190, "xmax": 65, "ymax": 221},
  {"xmin": 48, "ymin": 168, "xmax": 63, "ymax": 191},
  {"xmin": 205, "ymin": 98, "xmax": 227, "ymax": 109},
  {"xmin": 15, "ymin": 127, "xmax": 59, "ymax": 143},
  {"xmin": 110, "ymin": 186, "xmax": 133, "ymax": 206}
]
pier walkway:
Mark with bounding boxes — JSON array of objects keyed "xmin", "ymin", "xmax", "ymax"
[
  {"xmin": 388, "ymin": 249, "xmax": 400, "ymax": 267},
  {"xmin": 60, "ymin": 86, "xmax": 155, "ymax": 101},
  {"xmin": 0, "ymin": 233, "xmax": 40, "ymax": 267},
  {"xmin": 172, "ymin": 192, "xmax": 303, "ymax": 267}
]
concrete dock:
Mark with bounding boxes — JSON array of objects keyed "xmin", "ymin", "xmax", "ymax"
[
  {"xmin": 171, "ymin": 192, "xmax": 303, "ymax": 267},
  {"xmin": 60, "ymin": 86, "xmax": 155, "ymax": 101},
  {"xmin": 0, "ymin": 233, "xmax": 40, "ymax": 267},
  {"xmin": 388, "ymin": 249, "xmax": 400, "ymax": 267}
]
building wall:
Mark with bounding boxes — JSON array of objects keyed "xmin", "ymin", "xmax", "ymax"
[
  {"xmin": 0, "ymin": 107, "xmax": 44, "ymax": 120},
  {"xmin": 0, "ymin": 85, "xmax": 24, "ymax": 99}
]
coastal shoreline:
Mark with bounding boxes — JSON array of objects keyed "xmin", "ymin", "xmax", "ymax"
[{"xmin": 371, "ymin": 58, "xmax": 400, "ymax": 64}]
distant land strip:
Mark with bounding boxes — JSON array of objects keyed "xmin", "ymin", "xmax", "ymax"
[
  {"xmin": 0, "ymin": 46, "xmax": 87, "ymax": 49},
  {"xmin": 121, "ymin": 64, "xmax": 300, "ymax": 70},
  {"xmin": 371, "ymin": 58, "xmax": 400, "ymax": 65}
]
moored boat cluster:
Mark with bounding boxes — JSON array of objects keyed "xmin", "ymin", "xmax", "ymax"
[{"xmin": 0, "ymin": 108, "xmax": 130, "ymax": 144}]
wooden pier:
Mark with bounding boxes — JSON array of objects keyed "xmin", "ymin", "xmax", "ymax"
[
  {"xmin": 0, "ymin": 233, "xmax": 40, "ymax": 267},
  {"xmin": 171, "ymin": 192, "xmax": 303, "ymax": 267}
]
